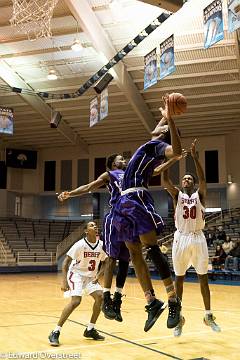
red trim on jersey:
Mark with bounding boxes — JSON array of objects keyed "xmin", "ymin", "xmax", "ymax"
[{"xmin": 69, "ymin": 271, "xmax": 74, "ymax": 290}]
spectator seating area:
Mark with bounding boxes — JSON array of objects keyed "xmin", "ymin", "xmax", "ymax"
[{"xmin": 0, "ymin": 217, "xmax": 84, "ymax": 266}]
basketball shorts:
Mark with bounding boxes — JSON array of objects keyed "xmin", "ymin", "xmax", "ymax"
[
  {"xmin": 65, "ymin": 272, "xmax": 102, "ymax": 298},
  {"xmin": 103, "ymin": 212, "xmax": 130, "ymax": 261},
  {"xmin": 113, "ymin": 190, "xmax": 164, "ymax": 242},
  {"xmin": 172, "ymin": 230, "xmax": 209, "ymax": 276}
]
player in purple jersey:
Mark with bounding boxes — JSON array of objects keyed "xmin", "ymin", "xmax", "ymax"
[
  {"xmin": 113, "ymin": 95, "xmax": 182, "ymax": 331},
  {"xmin": 58, "ymin": 154, "xmax": 130, "ymax": 322}
]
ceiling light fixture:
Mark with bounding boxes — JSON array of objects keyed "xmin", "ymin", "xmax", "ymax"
[
  {"xmin": 47, "ymin": 69, "xmax": 57, "ymax": 80},
  {"xmin": 71, "ymin": 39, "xmax": 83, "ymax": 52}
]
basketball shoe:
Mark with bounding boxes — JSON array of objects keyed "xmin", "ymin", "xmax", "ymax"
[
  {"xmin": 48, "ymin": 330, "xmax": 60, "ymax": 346},
  {"xmin": 83, "ymin": 328, "xmax": 105, "ymax": 340},
  {"xmin": 112, "ymin": 292, "xmax": 123, "ymax": 322},
  {"xmin": 167, "ymin": 297, "xmax": 182, "ymax": 328},
  {"xmin": 173, "ymin": 316, "xmax": 185, "ymax": 337},
  {"xmin": 204, "ymin": 314, "xmax": 221, "ymax": 332},
  {"xmin": 102, "ymin": 291, "xmax": 116, "ymax": 320},
  {"xmin": 144, "ymin": 299, "xmax": 167, "ymax": 332}
]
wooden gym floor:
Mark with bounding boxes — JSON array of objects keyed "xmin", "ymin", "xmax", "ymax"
[{"xmin": 0, "ymin": 273, "xmax": 239, "ymax": 360}]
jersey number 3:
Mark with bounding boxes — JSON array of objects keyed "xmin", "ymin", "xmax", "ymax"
[
  {"xmin": 88, "ymin": 259, "xmax": 96, "ymax": 271},
  {"xmin": 183, "ymin": 205, "xmax": 196, "ymax": 219}
]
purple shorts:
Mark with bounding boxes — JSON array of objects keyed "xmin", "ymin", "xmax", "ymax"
[
  {"xmin": 102, "ymin": 212, "xmax": 130, "ymax": 262},
  {"xmin": 113, "ymin": 189, "xmax": 164, "ymax": 243}
]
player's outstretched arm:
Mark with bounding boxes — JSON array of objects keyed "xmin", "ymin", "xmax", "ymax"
[
  {"xmin": 153, "ymin": 155, "xmax": 181, "ymax": 177},
  {"xmin": 58, "ymin": 172, "xmax": 109, "ymax": 202},
  {"xmin": 162, "ymin": 168, "xmax": 179, "ymax": 203},
  {"xmin": 160, "ymin": 95, "xmax": 182, "ymax": 159},
  {"xmin": 190, "ymin": 139, "xmax": 207, "ymax": 202}
]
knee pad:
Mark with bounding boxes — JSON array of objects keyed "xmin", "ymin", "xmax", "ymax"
[{"xmin": 147, "ymin": 245, "xmax": 171, "ymax": 280}]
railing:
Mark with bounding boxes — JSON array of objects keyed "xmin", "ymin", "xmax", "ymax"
[
  {"xmin": 17, "ymin": 252, "xmax": 56, "ymax": 265},
  {"xmin": 0, "ymin": 238, "xmax": 7, "ymax": 264},
  {"xmin": 56, "ymin": 223, "xmax": 85, "ymax": 260}
]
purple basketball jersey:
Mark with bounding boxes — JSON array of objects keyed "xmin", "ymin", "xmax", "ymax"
[
  {"xmin": 122, "ymin": 139, "xmax": 168, "ymax": 190},
  {"xmin": 107, "ymin": 169, "xmax": 124, "ymax": 207},
  {"xmin": 113, "ymin": 139, "xmax": 168, "ymax": 242},
  {"xmin": 102, "ymin": 169, "xmax": 130, "ymax": 261}
]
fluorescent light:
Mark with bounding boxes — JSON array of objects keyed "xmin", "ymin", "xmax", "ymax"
[
  {"xmin": 227, "ymin": 174, "xmax": 233, "ymax": 184},
  {"xmin": 205, "ymin": 208, "xmax": 221, "ymax": 213},
  {"xmin": 71, "ymin": 39, "xmax": 83, "ymax": 52},
  {"xmin": 47, "ymin": 69, "xmax": 57, "ymax": 80}
]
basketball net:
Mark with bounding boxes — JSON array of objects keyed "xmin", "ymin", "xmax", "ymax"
[{"xmin": 10, "ymin": 0, "xmax": 59, "ymax": 40}]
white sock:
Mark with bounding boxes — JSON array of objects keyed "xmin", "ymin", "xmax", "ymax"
[
  {"xmin": 103, "ymin": 288, "xmax": 111, "ymax": 293},
  {"xmin": 205, "ymin": 310, "xmax": 212, "ymax": 316},
  {"xmin": 87, "ymin": 323, "xmax": 95, "ymax": 331},
  {"xmin": 115, "ymin": 287, "xmax": 123, "ymax": 294},
  {"xmin": 54, "ymin": 326, "xmax": 62, "ymax": 332}
]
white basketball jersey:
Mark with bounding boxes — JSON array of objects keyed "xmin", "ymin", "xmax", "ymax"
[
  {"xmin": 67, "ymin": 238, "xmax": 107, "ymax": 277},
  {"xmin": 175, "ymin": 190, "xmax": 205, "ymax": 233}
]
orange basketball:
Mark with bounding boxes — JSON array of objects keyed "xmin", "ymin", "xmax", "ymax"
[{"xmin": 168, "ymin": 92, "xmax": 187, "ymax": 115}]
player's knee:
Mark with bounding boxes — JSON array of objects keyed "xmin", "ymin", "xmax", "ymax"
[
  {"xmin": 71, "ymin": 297, "xmax": 81, "ymax": 308},
  {"xmin": 147, "ymin": 245, "xmax": 171, "ymax": 280},
  {"xmin": 94, "ymin": 292, "xmax": 103, "ymax": 304}
]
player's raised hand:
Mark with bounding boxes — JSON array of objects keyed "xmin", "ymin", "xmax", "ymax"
[
  {"xmin": 182, "ymin": 148, "xmax": 188, "ymax": 158},
  {"xmin": 159, "ymin": 94, "xmax": 171, "ymax": 121},
  {"xmin": 58, "ymin": 191, "xmax": 70, "ymax": 202},
  {"xmin": 190, "ymin": 139, "xmax": 197, "ymax": 158}
]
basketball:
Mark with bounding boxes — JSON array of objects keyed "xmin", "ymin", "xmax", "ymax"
[{"xmin": 168, "ymin": 92, "xmax": 187, "ymax": 115}]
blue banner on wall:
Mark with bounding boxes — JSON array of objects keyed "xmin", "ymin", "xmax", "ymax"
[
  {"xmin": 160, "ymin": 35, "xmax": 176, "ymax": 80},
  {"xmin": 227, "ymin": 0, "xmax": 240, "ymax": 32},
  {"xmin": 100, "ymin": 88, "xmax": 108, "ymax": 121},
  {"xmin": 144, "ymin": 48, "xmax": 158, "ymax": 90},
  {"xmin": 203, "ymin": 0, "xmax": 224, "ymax": 49}
]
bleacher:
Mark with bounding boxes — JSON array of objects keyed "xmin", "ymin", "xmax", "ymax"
[{"xmin": 0, "ymin": 217, "xmax": 84, "ymax": 267}]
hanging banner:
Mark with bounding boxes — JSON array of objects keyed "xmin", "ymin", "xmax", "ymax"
[
  {"xmin": 100, "ymin": 88, "xmax": 109, "ymax": 121},
  {"xmin": 0, "ymin": 107, "xmax": 13, "ymax": 135},
  {"xmin": 227, "ymin": 0, "xmax": 240, "ymax": 32},
  {"xmin": 144, "ymin": 48, "xmax": 158, "ymax": 90},
  {"xmin": 159, "ymin": 35, "xmax": 176, "ymax": 80},
  {"xmin": 89, "ymin": 97, "xmax": 99, "ymax": 127},
  {"xmin": 203, "ymin": 0, "xmax": 224, "ymax": 49}
]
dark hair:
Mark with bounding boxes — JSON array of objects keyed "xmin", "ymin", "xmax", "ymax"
[
  {"xmin": 163, "ymin": 127, "xmax": 181, "ymax": 145},
  {"xmin": 183, "ymin": 173, "xmax": 196, "ymax": 185},
  {"xmin": 106, "ymin": 153, "xmax": 119, "ymax": 170}
]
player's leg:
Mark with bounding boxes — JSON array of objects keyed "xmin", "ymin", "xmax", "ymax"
[
  {"xmin": 102, "ymin": 256, "xmax": 117, "ymax": 320},
  {"xmin": 125, "ymin": 240, "xmax": 167, "ymax": 332},
  {"xmin": 171, "ymin": 231, "xmax": 192, "ymax": 337},
  {"xmin": 113, "ymin": 245, "xmax": 129, "ymax": 322},
  {"xmin": 84, "ymin": 290, "xmax": 105, "ymax": 340},
  {"xmin": 49, "ymin": 296, "xmax": 82, "ymax": 346},
  {"xmin": 193, "ymin": 233, "xmax": 221, "ymax": 333},
  {"xmin": 140, "ymin": 230, "xmax": 181, "ymax": 329}
]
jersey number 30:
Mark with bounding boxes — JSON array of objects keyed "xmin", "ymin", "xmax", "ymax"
[
  {"xmin": 183, "ymin": 205, "xmax": 196, "ymax": 219},
  {"xmin": 88, "ymin": 259, "xmax": 96, "ymax": 271}
]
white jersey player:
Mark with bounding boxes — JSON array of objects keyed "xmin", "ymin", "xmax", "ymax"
[
  {"xmin": 162, "ymin": 139, "xmax": 220, "ymax": 337},
  {"xmin": 49, "ymin": 221, "xmax": 107, "ymax": 346}
]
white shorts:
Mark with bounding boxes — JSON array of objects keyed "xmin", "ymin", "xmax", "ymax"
[
  {"xmin": 64, "ymin": 271, "xmax": 102, "ymax": 298},
  {"xmin": 172, "ymin": 230, "xmax": 209, "ymax": 276}
]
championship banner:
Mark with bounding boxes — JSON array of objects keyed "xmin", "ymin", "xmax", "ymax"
[
  {"xmin": 100, "ymin": 88, "xmax": 108, "ymax": 121},
  {"xmin": 160, "ymin": 35, "xmax": 176, "ymax": 80},
  {"xmin": 0, "ymin": 107, "xmax": 13, "ymax": 135},
  {"xmin": 203, "ymin": 0, "xmax": 224, "ymax": 49},
  {"xmin": 89, "ymin": 96, "xmax": 99, "ymax": 127},
  {"xmin": 227, "ymin": 0, "xmax": 240, "ymax": 32},
  {"xmin": 144, "ymin": 48, "xmax": 158, "ymax": 90}
]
